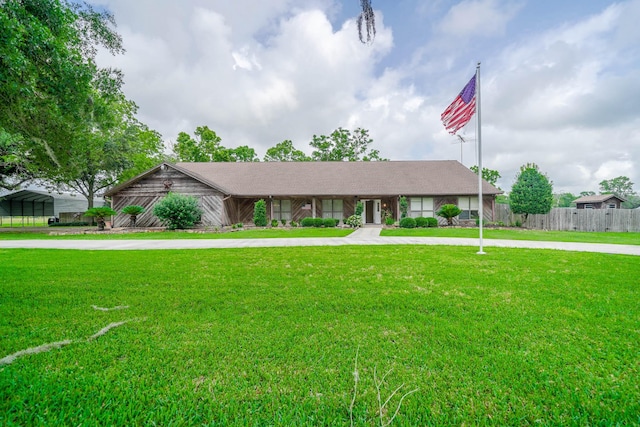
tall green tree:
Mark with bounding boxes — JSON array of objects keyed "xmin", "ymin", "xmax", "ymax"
[
  {"xmin": 232, "ymin": 145, "xmax": 259, "ymax": 162},
  {"xmin": 173, "ymin": 126, "xmax": 258, "ymax": 162},
  {"xmin": 310, "ymin": 128, "xmax": 385, "ymax": 161},
  {"xmin": 36, "ymin": 87, "xmax": 162, "ymax": 208},
  {"xmin": 554, "ymin": 193, "xmax": 578, "ymax": 208},
  {"xmin": 118, "ymin": 126, "xmax": 166, "ymax": 182},
  {"xmin": 0, "ymin": 0, "xmax": 124, "ymax": 185},
  {"xmin": 470, "ymin": 165, "xmax": 501, "ymax": 188},
  {"xmin": 599, "ymin": 176, "xmax": 635, "ymax": 198},
  {"xmin": 264, "ymin": 140, "xmax": 310, "ymax": 162},
  {"xmin": 509, "ymin": 163, "xmax": 553, "ymax": 223},
  {"xmin": 0, "ymin": 128, "xmax": 31, "ymax": 190},
  {"xmin": 173, "ymin": 126, "xmax": 225, "ymax": 162}
]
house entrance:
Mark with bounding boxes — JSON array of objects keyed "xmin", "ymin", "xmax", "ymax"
[{"xmin": 362, "ymin": 199, "xmax": 382, "ymax": 224}]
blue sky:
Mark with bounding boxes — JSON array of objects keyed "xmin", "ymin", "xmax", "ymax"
[{"xmin": 89, "ymin": 0, "xmax": 640, "ymax": 194}]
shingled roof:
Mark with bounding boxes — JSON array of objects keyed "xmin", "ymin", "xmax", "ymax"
[
  {"xmin": 573, "ymin": 194, "xmax": 626, "ymax": 204},
  {"xmin": 166, "ymin": 160, "xmax": 501, "ymax": 197}
]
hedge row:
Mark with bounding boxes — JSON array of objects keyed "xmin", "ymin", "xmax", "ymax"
[
  {"xmin": 399, "ymin": 216, "xmax": 438, "ymax": 228},
  {"xmin": 300, "ymin": 217, "xmax": 338, "ymax": 227}
]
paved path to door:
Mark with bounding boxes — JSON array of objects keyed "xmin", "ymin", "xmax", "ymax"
[{"xmin": 1, "ymin": 227, "xmax": 639, "ymax": 256}]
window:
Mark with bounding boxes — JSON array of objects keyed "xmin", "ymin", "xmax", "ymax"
[
  {"xmin": 585, "ymin": 204, "xmax": 594, "ymax": 209},
  {"xmin": 272, "ymin": 199, "xmax": 291, "ymax": 220},
  {"xmin": 409, "ymin": 197, "xmax": 434, "ymax": 218},
  {"xmin": 322, "ymin": 199, "xmax": 343, "ymax": 220},
  {"xmin": 458, "ymin": 197, "xmax": 479, "ymax": 220},
  {"xmin": 608, "ymin": 203, "xmax": 617, "ymax": 209}
]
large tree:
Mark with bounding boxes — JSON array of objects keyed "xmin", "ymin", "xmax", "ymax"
[
  {"xmin": 35, "ymin": 87, "xmax": 163, "ymax": 208},
  {"xmin": 0, "ymin": 128, "xmax": 31, "ymax": 190},
  {"xmin": 264, "ymin": 140, "xmax": 310, "ymax": 162},
  {"xmin": 599, "ymin": 176, "xmax": 635, "ymax": 198},
  {"xmin": 310, "ymin": 127, "xmax": 385, "ymax": 161},
  {"xmin": 470, "ymin": 165, "xmax": 501, "ymax": 188},
  {"xmin": 509, "ymin": 163, "xmax": 553, "ymax": 223},
  {"xmin": 173, "ymin": 126, "xmax": 262, "ymax": 162},
  {"xmin": 0, "ymin": 0, "xmax": 124, "ymax": 187},
  {"xmin": 555, "ymin": 193, "xmax": 578, "ymax": 208}
]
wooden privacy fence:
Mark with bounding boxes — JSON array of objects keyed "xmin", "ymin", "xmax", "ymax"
[{"xmin": 495, "ymin": 205, "xmax": 640, "ymax": 232}]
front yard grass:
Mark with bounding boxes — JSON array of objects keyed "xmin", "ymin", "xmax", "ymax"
[
  {"xmin": 382, "ymin": 227, "xmax": 640, "ymax": 245},
  {"xmin": 1, "ymin": 246, "xmax": 638, "ymax": 425},
  {"xmin": 0, "ymin": 227, "xmax": 353, "ymax": 240}
]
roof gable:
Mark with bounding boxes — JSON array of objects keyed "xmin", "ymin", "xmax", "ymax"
[{"xmin": 104, "ymin": 163, "xmax": 230, "ymax": 197}]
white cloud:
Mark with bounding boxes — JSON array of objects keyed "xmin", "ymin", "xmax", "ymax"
[
  {"xmin": 437, "ymin": 0, "xmax": 523, "ymax": 39},
  {"xmin": 88, "ymin": 0, "xmax": 640, "ymax": 196},
  {"xmin": 478, "ymin": 1, "xmax": 640, "ymax": 193}
]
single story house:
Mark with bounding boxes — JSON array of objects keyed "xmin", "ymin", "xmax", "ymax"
[
  {"xmin": 104, "ymin": 160, "xmax": 502, "ymax": 228},
  {"xmin": 573, "ymin": 194, "xmax": 626, "ymax": 209}
]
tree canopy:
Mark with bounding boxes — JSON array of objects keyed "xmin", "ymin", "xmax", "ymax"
[
  {"xmin": 33, "ymin": 87, "xmax": 164, "ymax": 208},
  {"xmin": 554, "ymin": 193, "xmax": 578, "ymax": 208},
  {"xmin": 509, "ymin": 163, "xmax": 553, "ymax": 222},
  {"xmin": 310, "ymin": 127, "xmax": 385, "ymax": 161},
  {"xmin": 599, "ymin": 176, "xmax": 635, "ymax": 198},
  {"xmin": 470, "ymin": 165, "xmax": 501, "ymax": 188},
  {"xmin": 0, "ymin": 0, "xmax": 125, "ymax": 189},
  {"xmin": 173, "ymin": 126, "xmax": 259, "ymax": 162},
  {"xmin": 264, "ymin": 140, "xmax": 310, "ymax": 162}
]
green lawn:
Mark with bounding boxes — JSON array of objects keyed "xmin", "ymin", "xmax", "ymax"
[
  {"xmin": 382, "ymin": 227, "xmax": 640, "ymax": 245},
  {"xmin": 1, "ymin": 246, "xmax": 638, "ymax": 425},
  {"xmin": 0, "ymin": 227, "xmax": 353, "ymax": 240}
]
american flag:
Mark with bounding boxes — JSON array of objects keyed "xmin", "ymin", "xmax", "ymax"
[{"xmin": 441, "ymin": 73, "xmax": 477, "ymax": 135}]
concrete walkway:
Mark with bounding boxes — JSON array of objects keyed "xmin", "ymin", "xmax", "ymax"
[{"xmin": 1, "ymin": 229, "xmax": 639, "ymax": 256}]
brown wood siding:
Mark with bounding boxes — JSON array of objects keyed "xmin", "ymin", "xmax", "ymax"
[
  {"xmin": 292, "ymin": 199, "xmax": 313, "ymax": 222},
  {"xmin": 233, "ymin": 199, "xmax": 257, "ymax": 224},
  {"xmin": 110, "ymin": 169, "xmax": 226, "ymax": 227}
]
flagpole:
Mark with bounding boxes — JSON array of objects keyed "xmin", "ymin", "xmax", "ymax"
[{"xmin": 476, "ymin": 62, "xmax": 485, "ymax": 254}]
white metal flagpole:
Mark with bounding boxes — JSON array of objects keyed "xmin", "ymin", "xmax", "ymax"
[{"xmin": 476, "ymin": 62, "xmax": 485, "ymax": 255}]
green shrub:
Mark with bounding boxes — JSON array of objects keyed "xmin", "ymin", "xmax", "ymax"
[
  {"xmin": 290, "ymin": 220, "xmax": 298, "ymax": 227},
  {"xmin": 121, "ymin": 205, "xmax": 145, "ymax": 216},
  {"xmin": 385, "ymin": 216, "xmax": 395, "ymax": 226},
  {"xmin": 85, "ymin": 206, "xmax": 117, "ymax": 230},
  {"xmin": 281, "ymin": 219, "xmax": 287, "ymax": 226},
  {"xmin": 313, "ymin": 218, "xmax": 324, "ymax": 227},
  {"xmin": 426, "ymin": 217, "xmax": 438, "ymax": 227},
  {"xmin": 121, "ymin": 205, "xmax": 145, "ymax": 227},
  {"xmin": 153, "ymin": 192, "xmax": 203, "ymax": 230},
  {"xmin": 399, "ymin": 196, "xmax": 408, "ymax": 219},
  {"xmin": 399, "ymin": 217, "xmax": 416, "ymax": 228},
  {"xmin": 323, "ymin": 218, "xmax": 337, "ymax": 227},
  {"xmin": 271, "ymin": 219, "xmax": 279, "ymax": 227},
  {"xmin": 415, "ymin": 217, "xmax": 428, "ymax": 228},
  {"xmin": 236, "ymin": 223, "xmax": 243, "ymax": 228},
  {"xmin": 253, "ymin": 199, "xmax": 268, "ymax": 227},
  {"xmin": 355, "ymin": 201, "xmax": 364, "ymax": 216},
  {"xmin": 301, "ymin": 217, "xmax": 315, "ymax": 227},
  {"xmin": 345, "ymin": 214, "xmax": 363, "ymax": 228},
  {"xmin": 436, "ymin": 204, "xmax": 462, "ymax": 226}
]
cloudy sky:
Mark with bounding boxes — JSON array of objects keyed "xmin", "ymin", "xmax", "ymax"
[{"xmin": 89, "ymin": 0, "xmax": 640, "ymax": 194}]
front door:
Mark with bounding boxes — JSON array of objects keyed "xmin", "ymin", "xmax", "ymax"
[
  {"xmin": 364, "ymin": 200, "xmax": 382, "ymax": 224},
  {"xmin": 365, "ymin": 200, "xmax": 374, "ymax": 223}
]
